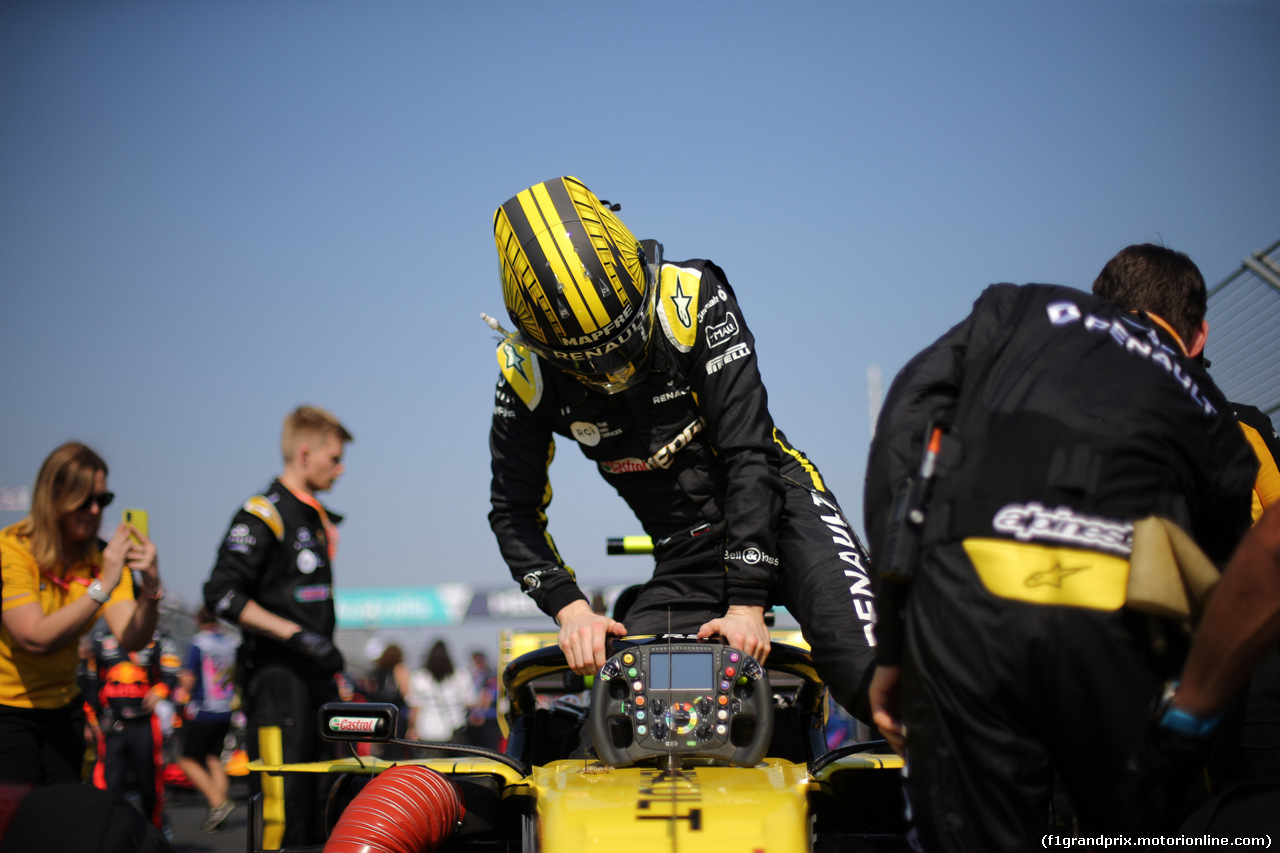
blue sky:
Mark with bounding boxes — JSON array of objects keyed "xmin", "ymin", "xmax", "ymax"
[{"xmin": 2, "ymin": 1, "xmax": 1277, "ymax": 610}]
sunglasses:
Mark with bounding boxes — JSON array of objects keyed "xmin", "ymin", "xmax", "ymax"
[{"xmin": 76, "ymin": 492, "xmax": 115, "ymax": 512}]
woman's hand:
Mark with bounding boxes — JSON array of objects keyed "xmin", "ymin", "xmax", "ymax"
[
  {"xmin": 125, "ymin": 524, "xmax": 160, "ymax": 596},
  {"xmin": 99, "ymin": 524, "xmax": 132, "ymax": 592}
]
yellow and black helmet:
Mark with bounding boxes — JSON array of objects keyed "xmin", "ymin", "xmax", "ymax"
[{"xmin": 494, "ymin": 176, "xmax": 655, "ymax": 393}]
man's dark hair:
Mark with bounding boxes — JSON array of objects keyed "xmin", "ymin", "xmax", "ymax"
[{"xmin": 1092, "ymin": 243, "xmax": 1207, "ymax": 345}]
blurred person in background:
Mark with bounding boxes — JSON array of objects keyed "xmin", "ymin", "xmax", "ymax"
[
  {"xmin": 176, "ymin": 606, "xmax": 238, "ymax": 833},
  {"xmin": 85, "ymin": 621, "xmax": 181, "ymax": 833},
  {"xmin": 203, "ymin": 405, "xmax": 352, "ymax": 848},
  {"xmin": 465, "ymin": 650, "xmax": 500, "ymax": 751},
  {"xmin": 407, "ymin": 640, "xmax": 475, "ymax": 746},
  {"xmin": 360, "ymin": 643, "xmax": 411, "ymax": 758},
  {"xmin": 0, "ymin": 442, "xmax": 162, "ymax": 787}
]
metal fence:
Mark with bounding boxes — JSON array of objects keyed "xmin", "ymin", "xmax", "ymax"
[{"xmin": 1206, "ymin": 237, "xmax": 1280, "ymax": 430}]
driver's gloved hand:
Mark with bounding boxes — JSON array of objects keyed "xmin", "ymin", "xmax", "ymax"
[
  {"xmin": 288, "ymin": 630, "xmax": 345, "ymax": 675},
  {"xmin": 1115, "ymin": 687, "xmax": 1219, "ymax": 834}
]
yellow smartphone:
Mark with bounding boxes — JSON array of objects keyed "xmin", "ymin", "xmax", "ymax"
[{"xmin": 122, "ymin": 508, "xmax": 149, "ymax": 543}]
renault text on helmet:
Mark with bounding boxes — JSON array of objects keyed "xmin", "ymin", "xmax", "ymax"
[{"xmin": 494, "ymin": 176, "xmax": 655, "ymax": 393}]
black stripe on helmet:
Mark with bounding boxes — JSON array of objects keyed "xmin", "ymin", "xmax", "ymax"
[
  {"xmin": 497, "ymin": 190, "xmax": 570, "ymax": 346},
  {"xmin": 532, "ymin": 178, "xmax": 604, "ymax": 341},
  {"xmin": 553, "ymin": 178, "xmax": 638, "ymax": 329}
]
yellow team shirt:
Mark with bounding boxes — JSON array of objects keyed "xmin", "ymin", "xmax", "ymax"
[
  {"xmin": 0, "ymin": 523, "xmax": 135, "ymax": 709},
  {"xmin": 1240, "ymin": 421, "xmax": 1280, "ymax": 522}
]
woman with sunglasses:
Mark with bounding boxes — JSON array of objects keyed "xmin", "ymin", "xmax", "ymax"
[{"xmin": 0, "ymin": 441, "xmax": 163, "ymax": 786}]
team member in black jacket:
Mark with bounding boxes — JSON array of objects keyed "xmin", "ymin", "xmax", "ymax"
[
  {"xmin": 487, "ymin": 176, "xmax": 876, "ymax": 719},
  {"xmin": 203, "ymin": 405, "xmax": 352, "ymax": 848},
  {"xmin": 865, "ymin": 245, "xmax": 1257, "ymax": 849}
]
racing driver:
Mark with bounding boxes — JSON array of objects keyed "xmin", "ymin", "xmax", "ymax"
[{"xmin": 486, "ymin": 176, "xmax": 875, "ymax": 720}]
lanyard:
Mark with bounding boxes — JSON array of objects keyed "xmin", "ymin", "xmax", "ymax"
[
  {"xmin": 287, "ymin": 488, "xmax": 339, "ymax": 560},
  {"xmin": 42, "ymin": 560, "xmax": 98, "ymax": 592},
  {"xmin": 1142, "ymin": 311, "xmax": 1189, "ymax": 356}
]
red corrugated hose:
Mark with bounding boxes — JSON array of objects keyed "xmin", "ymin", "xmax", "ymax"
[{"xmin": 323, "ymin": 764, "xmax": 465, "ymax": 853}]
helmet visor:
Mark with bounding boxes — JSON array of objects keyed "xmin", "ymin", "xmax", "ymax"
[{"xmin": 517, "ymin": 295, "xmax": 654, "ymax": 394}]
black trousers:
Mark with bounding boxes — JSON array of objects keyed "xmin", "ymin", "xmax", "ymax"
[
  {"xmin": 900, "ymin": 545, "xmax": 1176, "ymax": 851},
  {"xmin": 246, "ymin": 664, "xmax": 334, "ymax": 848},
  {"xmin": 0, "ymin": 700, "xmax": 85, "ymax": 786},
  {"xmin": 624, "ymin": 475, "xmax": 877, "ymax": 720},
  {"xmin": 99, "ymin": 715, "xmax": 165, "ymax": 828}
]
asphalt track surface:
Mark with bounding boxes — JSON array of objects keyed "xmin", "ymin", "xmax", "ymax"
[{"xmin": 167, "ymin": 777, "xmax": 251, "ymax": 853}]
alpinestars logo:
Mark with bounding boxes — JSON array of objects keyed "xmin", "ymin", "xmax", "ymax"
[
  {"xmin": 992, "ymin": 502, "xmax": 1133, "ymax": 556},
  {"xmin": 502, "ymin": 343, "xmax": 529, "ymax": 382},
  {"xmin": 670, "ymin": 278, "xmax": 693, "ymax": 328}
]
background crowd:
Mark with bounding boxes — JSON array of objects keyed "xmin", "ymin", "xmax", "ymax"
[{"xmin": 0, "ymin": 436, "xmax": 499, "ymax": 849}]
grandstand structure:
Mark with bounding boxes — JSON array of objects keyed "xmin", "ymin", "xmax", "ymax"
[{"xmin": 1205, "ymin": 237, "xmax": 1280, "ymax": 430}]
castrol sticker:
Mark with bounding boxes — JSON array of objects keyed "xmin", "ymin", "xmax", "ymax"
[{"xmin": 329, "ymin": 716, "xmax": 379, "ymax": 734}]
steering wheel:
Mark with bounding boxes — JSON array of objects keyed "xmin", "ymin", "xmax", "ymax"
[{"xmin": 588, "ymin": 636, "xmax": 773, "ymax": 767}]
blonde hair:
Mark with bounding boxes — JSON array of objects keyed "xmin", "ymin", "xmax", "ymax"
[
  {"xmin": 281, "ymin": 405, "xmax": 353, "ymax": 463},
  {"xmin": 15, "ymin": 442, "xmax": 108, "ymax": 574}
]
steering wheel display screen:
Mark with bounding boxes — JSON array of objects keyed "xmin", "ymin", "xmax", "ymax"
[{"xmin": 648, "ymin": 652, "xmax": 713, "ymax": 690}]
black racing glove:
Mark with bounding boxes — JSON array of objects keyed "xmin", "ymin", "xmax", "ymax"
[{"xmin": 288, "ymin": 630, "xmax": 345, "ymax": 675}]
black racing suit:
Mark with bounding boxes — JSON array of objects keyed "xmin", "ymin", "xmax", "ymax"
[
  {"xmin": 490, "ymin": 258, "xmax": 877, "ymax": 718},
  {"xmin": 865, "ymin": 283, "xmax": 1257, "ymax": 849},
  {"xmin": 203, "ymin": 479, "xmax": 342, "ymax": 848},
  {"xmin": 85, "ymin": 628, "xmax": 181, "ymax": 830}
]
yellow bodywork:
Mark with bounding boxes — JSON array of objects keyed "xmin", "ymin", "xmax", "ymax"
[
  {"xmin": 247, "ymin": 754, "xmax": 526, "ymax": 791},
  {"xmin": 521, "ymin": 759, "xmax": 811, "ymax": 852},
  {"xmin": 250, "ymin": 748, "xmax": 902, "ymax": 852}
]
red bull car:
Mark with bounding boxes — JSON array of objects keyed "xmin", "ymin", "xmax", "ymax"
[{"xmin": 246, "ymin": 633, "xmax": 906, "ymax": 852}]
